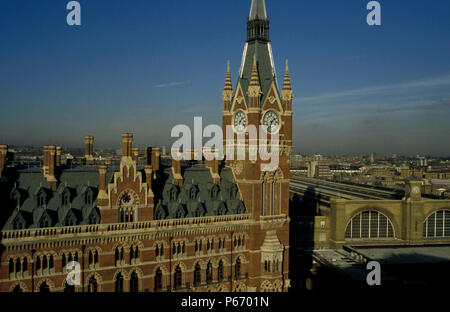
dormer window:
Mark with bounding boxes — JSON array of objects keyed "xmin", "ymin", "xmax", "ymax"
[
  {"xmin": 13, "ymin": 219, "xmax": 24, "ymax": 230},
  {"xmin": 211, "ymin": 186, "xmax": 219, "ymax": 200},
  {"xmin": 62, "ymin": 193, "xmax": 70, "ymax": 206},
  {"xmin": 85, "ymin": 190, "xmax": 93, "ymax": 205},
  {"xmin": 169, "ymin": 186, "xmax": 178, "ymax": 201},
  {"xmin": 230, "ymin": 185, "xmax": 239, "ymax": 200},
  {"xmin": 189, "ymin": 186, "xmax": 197, "ymax": 200},
  {"xmin": 175, "ymin": 206, "xmax": 185, "ymax": 219},
  {"xmin": 88, "ymin": 214, "xmax": 98, "ymax": 225},
  {"xmin": 37, "ymin": 192, "xmax": 46, "ymax": 208},
  {"xmin": 65, "ymin": 214, "xmax": 75, "ymax": 226}
]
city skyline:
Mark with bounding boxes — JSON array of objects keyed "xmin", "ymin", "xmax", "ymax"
[{"xmin": 1, "ymin": 0, "xmax": 450, "ymax": 156}]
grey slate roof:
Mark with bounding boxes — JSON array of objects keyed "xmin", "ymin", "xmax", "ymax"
[
  {"xmin": 154, "ymin": 165, "xmax": 246, "ymax": 220},
  {"xmin": 1, "ymin": 162, "xmax": 246, "ymax": 230},
  {"xmin": 238, "ymin": 40, "xmax": 279, "ymax": 108}
]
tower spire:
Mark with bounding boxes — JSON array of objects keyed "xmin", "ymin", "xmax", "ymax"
[
  {"xmin": 249, "ymin": 54, "xmax": 260, "ymax": 87},
  {"xmin": 282, "ymin": 60, "xmax": 292, "ymax": 91},
  {"xmin": 222, "ymin": 60, "xmax": 233, "ymax": 110},
  {"xmin": 282, "ymin": 59, "xmax": 293, "ymax": 111},
  {"xmin": 224, "ymin": 60, "xmax": 233, "ymax": 91},
  {"xmin": 249, "ymin": 0, "xmax": 268, "ymax": 20},
  {"xmin": 247, "ymin": 0, "xmax": 269, "ymax": 41},
  {"xmin": 247, "ymin": 54, "xmax": 262, "ymax": 107}
]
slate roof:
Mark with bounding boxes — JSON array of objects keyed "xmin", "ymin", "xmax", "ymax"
[
  {"xmin": 238, "ymin": 40, "xmax": 279, "ymax": 107},
  {"xmin": 0, "ymin": 162, "xmax": 246, "ymax": 230}
]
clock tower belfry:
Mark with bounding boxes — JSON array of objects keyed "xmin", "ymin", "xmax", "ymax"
[{"xmin": 221, "ymin": 0, "xmax": 292, "ymax": 292}]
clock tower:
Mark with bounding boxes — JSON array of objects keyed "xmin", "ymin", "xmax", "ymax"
[{"xmin": 221, "ymin": 0, "xmax": 292, "ymax": 291}]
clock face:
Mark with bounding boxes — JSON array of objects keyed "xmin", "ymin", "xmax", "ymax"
[
  {"xmin": 412, "ymin": 186, "xmax": 420, "ymax": 195},
  {"xmin": 263, "ymin": 111, "xmax": 279, "ymax": 133},
  {"xmin": 234, "ymin": 111, "xmax": 247, "ymax": 133}
]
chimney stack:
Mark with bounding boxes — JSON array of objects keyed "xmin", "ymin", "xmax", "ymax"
[
  {"xmin": 43, "ymin": 146, "xmax": 57, "ymax": 190},
  {"xmin": 84, "ymin": 136, "xmax": 94, "ymax": 165},
  {"xmin": 204, "ymin": 147, "xmax": 220, "ymax": 184},
  {"xmin": 132, "ymin": 147, "xmax": 139, "ymax": 162},
  {"xmin": 144, "ymin": 165, "xmax": 154, "ymax": 205},
  {"xmin": 56, "ymin": 146, "xmax": 62, "ymax": 167},
  {"xmin": 171, "ymin": 148, "xmax": 183, "ymax": 187},
  {"xmin": 0, "ymin": 145, "xmax": 7, "ymax": 176},
  {"xmin": 122, "ymin": 133, "xmax": 133, "ymax": 158},
  {"xmin": 151, "ymin": 147, "xmax": 161, "ymax": 179},
  {"xmin": 98, "ymin": 165, "xmax": 108, "ymax": 200}
]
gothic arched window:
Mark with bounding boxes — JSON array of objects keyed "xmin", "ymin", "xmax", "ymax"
[
  {"xmin": 154, "ymin": 268, "xmax": 162, "ymax": 292},
  {"xmin": 217, "ymin": 260, "xmax": 224, "ymax": 282},
  {"xmin": 174, "ymin": 266, "xmax": 182, "ymax": 289},
  {"xmin": 130, "ymin": 271, "xmax": 139, "ymax": 292},
  {"xmin": 39, "ymin": 281, "xmax": 50, "ymax": 292},
  {"xmin": 88, "ymin": 276, "xmax": 98, "ymax": 292},
  {"xmin": 193, "ymin": 263, "xmax": 201, "ymax": 287},
  {"xmin": 235, "ymin": 257, "xmax": 241, "ymax": 279},
  {"xmin": 115, "ymin": 273, "xmax": 124, "ymax": 292},
  {"xmin": 206, "ymin": 261, "xmax": 212, "ymax": 284}
]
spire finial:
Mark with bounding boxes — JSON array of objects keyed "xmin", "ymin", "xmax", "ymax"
[
  {"xmin": 286, "ymin": 59, "xmax": 289, "ymax": 72},
  {"xmin": 223, "ymin": 60, "xmax": 233, "ymax": 92},
  {"xmin": 249, "ymin": 53, "xmax": 260, "ymax": 87}
]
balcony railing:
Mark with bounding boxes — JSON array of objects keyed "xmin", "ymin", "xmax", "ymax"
[{"xmin": 0, "ymin": 214, "xmax": 252, "ymax": 242}]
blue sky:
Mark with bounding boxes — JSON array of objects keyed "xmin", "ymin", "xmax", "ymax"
[{"xmin": 1, "ymin": 0, "xmax": 450, "ymax": 156}]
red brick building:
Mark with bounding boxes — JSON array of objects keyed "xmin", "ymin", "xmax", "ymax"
[{"xmin": 0, "ymin": 0, "xmax": 292, "ymax": 292}]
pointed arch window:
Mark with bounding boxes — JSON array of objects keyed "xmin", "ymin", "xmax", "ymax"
[
  {"xmin": 115, "ymin": 273, "xmax": 124, "ymax": 292},
  {"xmin": 217, "ymin": 260, "xmax": 224, "ymax": 282},
  {"xmin": 130, "ymin": 271, "xmax": 139, "ymax": 292},
  {"xmin": 206, "ymin": 261, "xmax": 213, "ymax": 284},
  {"xmin": 174, "ymin": 265, "xmax": 182, "ymax": 289},
  {"xmin": 39, "ymin": 281, "xmax": 50, "ymax": 292},
  {"xmin": 88, "ymin": 276, "xmax": 98, "ymax": 292},
  {"xmin": 61, "ymin": 253, "xmax": 66, "ymax": 269},
  {"xmin": 154, "ymin": 268, "xmax": 163, "ymax": 292},
  {"xmin": 62, "ymin": 191, "xmax": 70, "ymax": 206},
  {"xmin": 235, "ymin": 257, "xmax": 241, "ymax": 279},
  {"xmin": 193, "ymin": 263, "xmax": 201, "ymax": 287}
]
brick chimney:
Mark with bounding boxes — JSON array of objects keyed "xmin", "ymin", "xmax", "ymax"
[
  {"xmin": 151, "ymin": 147, "xmax": 160, "ymax": 179},
  {"xmin": 56, "ymin": 146, "xmax": 62, "ymax": 167},
  {"xmin": 84, "ymin": 136, "xmax": 94, "ymax": 165},
  {"xmin": 144, "ymin": 165, "xmax": 154, "ymax": 205},
  {"xmin": 204, "ymin": 147, "xmax": 220, "ymax": 184},
  {"xmin": 171, "ymin": 148, "xmax": 183, "ymax": 187},
  {"xmin": 98, "ymin": 165, "xmax": 108, "ymax": 202},
  {"xmin": 0, "ymin": 145, "xmax": 7, "ymax": 176},
  {"xmin": 132, "ymin": 147, "xmax": 139, "ymax": 162},
  {"xmin": 122, "ymin": 133, "xmax": 133, "ymax": 158},
  {"xmin": 43, "ymin": 146, "xmax": 57, "ymax": 190}
]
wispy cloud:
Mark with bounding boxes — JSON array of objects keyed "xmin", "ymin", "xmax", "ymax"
[
  {"xmin": 295, "ymin": 74, "xmax": 450, "ymax": 103},
  {"xmin": 154, "ymin": 80, "xmax": 191, "ymax": 88}
]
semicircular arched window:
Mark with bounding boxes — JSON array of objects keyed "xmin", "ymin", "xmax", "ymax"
[
  {"xmin": 345, "ymin": 210, "xmax": 395, "ymax": 239},
  {"xmin": 423, "ymin": 209, "xmax": 450, "ymax": 238}
]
